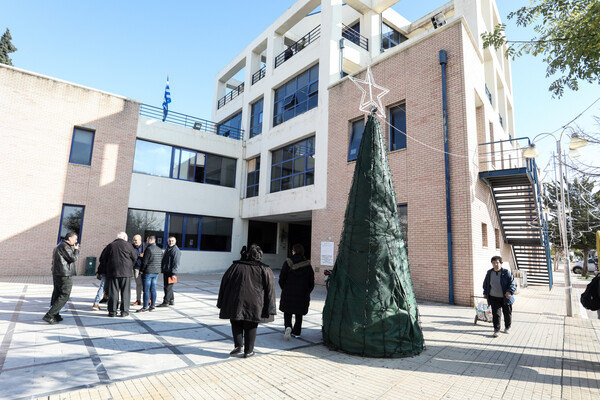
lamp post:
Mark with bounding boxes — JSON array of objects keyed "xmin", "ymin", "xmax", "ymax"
[{"xmin": 522, "ymin": 128, "xmax": 588, "ymax": 317}]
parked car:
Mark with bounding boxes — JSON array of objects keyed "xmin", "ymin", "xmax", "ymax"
[{"xmin": 572, "ymin": 257, "xmax": 599, "ymax": 274}]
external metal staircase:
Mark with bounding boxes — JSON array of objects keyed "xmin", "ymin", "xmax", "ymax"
[{"xmin": 479, "ymin": 138, "xmax": 553, "ymax": 287}]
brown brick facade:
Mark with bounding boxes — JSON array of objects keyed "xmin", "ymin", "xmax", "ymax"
[{"xmin": 0, "ymin": 66, "xmax": 139, "ymax": 275}]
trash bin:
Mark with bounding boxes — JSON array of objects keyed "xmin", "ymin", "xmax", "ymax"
[{"xmin": 85, "ymin": 257, "xmax": 96, "ymax": 276}]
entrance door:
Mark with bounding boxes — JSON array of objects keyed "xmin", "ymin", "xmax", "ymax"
[{"xmin": 288, "ymin": 223, "xmax": 311, "ymax": 258}]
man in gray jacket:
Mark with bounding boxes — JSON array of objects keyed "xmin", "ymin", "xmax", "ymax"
[{"xmin": 43, "ymin": 232, "xmax": 79, "ymax": 324}]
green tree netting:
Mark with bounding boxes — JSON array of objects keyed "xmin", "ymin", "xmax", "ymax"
[{"xmin": 322, "ymin": 115, "xmax": 424, "ymax": 357}]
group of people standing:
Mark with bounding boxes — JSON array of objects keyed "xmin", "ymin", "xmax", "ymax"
[
  {"xmin": 217, "ymin": 243, "xmax": 315, "ymax": 357},
  {"xmin": 43, "ymin": 231, "xmax": 181, "ymax": 324}
]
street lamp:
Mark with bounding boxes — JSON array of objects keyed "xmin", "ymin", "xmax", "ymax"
[{"xmin": 522, "ymin": 128, "xmax": 588, "ymax": 317}]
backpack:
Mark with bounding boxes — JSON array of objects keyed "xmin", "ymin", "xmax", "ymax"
[{"xmin": 580, "ymin": 275, "xmax": 600, "ymax": 311}]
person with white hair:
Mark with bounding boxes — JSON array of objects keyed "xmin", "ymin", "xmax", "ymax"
[{"xmin": 99, "ymin": 232, "xmax": 138, "ymax": 317}]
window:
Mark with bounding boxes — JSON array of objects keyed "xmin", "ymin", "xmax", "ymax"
[
  {"xmin": 58, "ymin": 204, "xmax": 85, "ymax": 243},
  {"xmin": 348, "ymin": 118, "xmax": 365, "ymax": 161},
  {"xmin": 390, "ymin": 103, "xmax": 407, "ymax": 151},
  {"xmin": 495, "ymin": 228, "xmax": 501, "ymax": 249},
  {"xmin": 273, "ymin": 64, "xmax": 319, "ymax": 127},
  {"xmin": 382, "ymin": 22, "xmax": 407, "ymax": 50},
  {"xmin": 271, "ymin": 137, "xmax": 315, "ymax": 193},
  {"xmin": 247, "ymin": 157, "xmax": 260, "ymax": 198},
  {"xmin": 397, "ymin": 204, "xmax": 408, "ymax": 246},
  {"xmin": 250, "ymin": 99, "xmax": 263, "ymax": 138},
  {"xmin": 482, "ymin": 223, "xmax": 488, "ymax": 247},
  {"xmin": 201, "ymin": 217, "xmax": 233, "ymax": 251},
  {"xmin": 133, "ymin": 139, "xmax": 235, "ymax": 187},
  {"xmin": 168, "ymin": 214, "xmax": 201, "ymax": 250},
  {"xmin": 218, "ymin": 112, "xmax": 242, "ymax": 138},
  {"xmin": 69, "ymin": 128, "xmax": 94, "ymax": 165},
  {"xmin": 205, "ymin": 154, "xmax": 236, "ymax": 187},
  {"xmin": 126, "ymin": 209, "xmax": 167, "ymax": 248},
  {"xmin": 248, "ymin": 220, "xmax": 277, "ymax": 253}
]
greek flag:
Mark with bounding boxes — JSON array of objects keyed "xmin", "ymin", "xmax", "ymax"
[{"xmin": 162, "ymin": 77, "xmax": 171, "ymax": 122}]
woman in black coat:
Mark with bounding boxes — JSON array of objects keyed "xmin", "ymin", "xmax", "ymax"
[
  {"xmin": 217, "ymin": 244, "xmax": 276, "ymax": 358},
  {"xmin": 279, "ymin": 243, "xmax": 314, "ymax": 340}
]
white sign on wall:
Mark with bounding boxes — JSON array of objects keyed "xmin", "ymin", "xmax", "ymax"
[{"xmin": 320, "ymin": 241, "xmax": 335, "ymax": 266}]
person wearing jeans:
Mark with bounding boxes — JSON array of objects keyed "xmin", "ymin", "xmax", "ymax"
[{"xmin": 137, "ymin": 235, "xmax": 163, "ymax": 312}]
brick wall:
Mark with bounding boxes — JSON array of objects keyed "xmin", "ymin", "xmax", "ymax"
[
  {"xmin": 0, "ymin": 65, "xmax": 139, "ymax": 275},
  {"xmin": 313, "ymin": 22, "xmax": 495, "ymax": 306}
]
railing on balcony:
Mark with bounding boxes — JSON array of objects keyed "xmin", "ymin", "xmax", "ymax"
[
  {"xmin": 342, "ymin": 24, "xmax": 368, "ymax": 50},
  {"xmin": 478, "ymin": 137, "xmax": 528, "ymax": 172},
  {"xmin": 139, "ymin": 104, "xmax": 244, "ymax": 140},
  {"xmin": 252, "ymin": 66, "xmax": 266, "ymax": 85},
  {"xmin": 217, "ymin": 82, "xmax": 244, "ymax": 109},
  {"xmin": 275, "ymin": 25, "xmax": 321, "ymax": 68},
  {"xmin": 485, "ymin": 84, "xmax": 492, "ymax": 105}
]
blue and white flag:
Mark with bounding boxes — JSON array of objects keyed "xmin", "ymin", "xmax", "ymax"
[{"xmin": 162, "ymin": 76, "xmax": 171, "ymax": 122}]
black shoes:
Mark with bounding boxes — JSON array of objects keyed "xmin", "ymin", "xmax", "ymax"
[
  {"xmin": 136, "ymin": 308, "xmax": 147, "ymax": 313},
  {"xmin": 229, "ymin": 347, "xmax": 243, "ymax": 355},
  {"xmin": 244, "ymin": 351, "xmax": 255, "ymax": 358},
  {"xmin": 157, "ymin": 303, "xmax": 169, "ymax": 307},
  {"xmin": 120, "ymin": 312, "xmax": 129, "ymax": 318},
  {"xmin": 55, "ymin": 314, "xmax": 64, "ymax": 322},
  {"xmin": 169, "ymin": 301, "xmax": 175, "ymax": 306},
  {"xmin": 42, "ymin": 315, "xmax": 57, "ymax": 325},
  {"xmin": 108, "ymin": 313, "xmax": 116, "ymax": 317}
]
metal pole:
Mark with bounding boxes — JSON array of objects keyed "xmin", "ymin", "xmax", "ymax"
[{"xmin": 557, "ymin": 139, "xmax": 573, "ymax": 316}]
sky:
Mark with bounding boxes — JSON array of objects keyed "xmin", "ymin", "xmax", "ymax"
[{"xmin": 3, "ymin": 0, "xmax": 599, "ymax": 174}]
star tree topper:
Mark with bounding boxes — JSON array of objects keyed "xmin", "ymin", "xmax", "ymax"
[{"xmin": 349, "ymin": 65, "xmax": 390, "ymax": 119}]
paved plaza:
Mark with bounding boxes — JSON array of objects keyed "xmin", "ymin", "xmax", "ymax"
[{"xmin": 0, "ymin": 267, "xmax": 598, "ymax": 400}]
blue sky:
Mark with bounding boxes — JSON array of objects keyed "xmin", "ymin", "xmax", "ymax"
[{"xmin": 4, "ymin": 1, "xmax": 598, "ymax": 171}]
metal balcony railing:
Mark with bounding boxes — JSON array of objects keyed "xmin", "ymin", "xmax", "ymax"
[
  {"xmin": 139, "ymin": 104, "xmax": 244, "ymax": 140},
  {"xmin": 275, "ymin": 25, "xmax": 321, "ymax": 68},
  {"xmin": 252, "ymin": 66, "xmax": 266, "ymax": 85},
  {"xmin": 217, "ymin": 82, "xmax": 244, "ymax": 109},
  {"xmin": 485, "ymin": 84, "xmax": 492, "ymax": 105},
  {"xmin": 477, "ymin": 137, "xmax": 529, "ymax": 173},
  {"xmin": 342, "ymin": 24, "xmax": 368, "ymax": 50}
]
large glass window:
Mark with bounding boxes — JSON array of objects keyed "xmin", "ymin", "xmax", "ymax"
[
  {"xmin": 133, "ymin": 140, "xmax": 234, "ymax": 187},
  {"xmin": 246, "ymin": 157, "xmax": 260, "ymax": 198},
  {"xmin": 271, "ymin": 137, "xmax": 315, "ymax": 193},
  {"xmin": 218, "ymin": 112, "xmax": 242, "ymax": 138},
  {"xmin": 167, "ymin": 214, "xmax": 201, "ymax": 250},
  {"xmin": 397, "ymin": 204, "xmax": 408, "ymax": 246},
  {"xmin": 273, "ymin": 64, "xmax": 319, "ymax": 127},
  {"xmin": 250, "ymin": 99, "xmax": 263, "ymax": 138},
  {"xmin": 126, "ymin": 209, "xmax": 167, "ymax": 248},
  {"xmin": 348, "ymin": 118, "xmax": 365, "ymax": 161},
  {"xmin": 248, "ymin": 220, "xmax": 277, "ymax": 253},
  {"xmin": 133, "ymin": 140, "xmax": 172, "ymax": 178},
  {"xmin": 390, "ymin": 103, "xmax": 407, "ymax": 151},
  {"xmin": 382, "ymin": 22, "xmax": 407, "ymax": 50},
  {"xmin": 58, "ymin": 204, "xmax": 85, "ymax": 243},
  {"xmin": 201, "ymin": 217, "xmax": 233, "ymax": 251},
  {"xmin": 205, "ymin": 154, "xmax": 236, "ymax": 187},
  {"xmin": 69, "ymin": 128, "xmax": 94, "ymax": 165}
]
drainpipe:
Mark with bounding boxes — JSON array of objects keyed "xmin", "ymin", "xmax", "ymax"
[
  {"xmin": 439, "ymin": 50, "xmax": 454, "ymax": 305},
  {"xmin": 339, "ymin": 38, "xmax": 344, "ymax": 79}
]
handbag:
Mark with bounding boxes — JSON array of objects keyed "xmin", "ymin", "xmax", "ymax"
[{"xmin": 168, "ymin": 275, "xmax": 178, "ymax": 284}]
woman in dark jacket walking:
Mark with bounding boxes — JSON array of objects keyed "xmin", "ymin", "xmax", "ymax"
[
  {"xmin": 279, "ymin": 243, "xmax": 314, "ymax": 340},
  {"xmin": 217, "ymin": 244, "xmax": 276, "ymax": 358}
]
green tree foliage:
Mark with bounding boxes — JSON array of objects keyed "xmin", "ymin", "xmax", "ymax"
[
  {"xmin": 544, "ymin": 176, "xmax": 600, "ymax": 274},
  {"xmin": 482, "ymin": 0, "xmax": 600, "ymax": 97},
  {"xmin": 0, "ymin": 28, "xmax": 17, "ymax": 66}
]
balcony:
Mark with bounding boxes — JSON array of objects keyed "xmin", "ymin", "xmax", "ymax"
[
  {"xmin": 275, "ymin": 25, "xmax": 321, "ymax": 68},
  {"xmin": 342, "ymin": 24, "xmax": 368, "ymax": 51},
  {"xmin": 217, "ymin": 82, "xmax": 244, "ymax": 110},
  {"xmin": 139, "ymin": 104, "xmax": 244, "ymax": 140},
  {"xmin": 252, "ymin": 66, "xmax": 266, "ymax": 85}
]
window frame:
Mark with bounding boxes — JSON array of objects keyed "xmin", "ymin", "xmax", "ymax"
[
  {"xmin": 58, "ymin": 204, "xmax": 85, "ymax": 244},
  {"xmin": 482, "ymin": 223, "xmax": 488, "ymax": 248},
  {"xmin": 348, "ymin": 117, "xmax": 365, "ymax": 161},
  {"xmin": 167, "ymin": 213, "xmax": 202, "ymax": 250},
  {"xmin": 246, "ymin": 156, "xmax": 260, "ymax": 198},
  {"xmin": 381, "ymin": 22, "xmax": 407, "ymax": 50},
  {"xmin": 68, "ymin": 127, "xmax": 95, "ymax": 166},
  {"xmin": 273, "ymin": 64, "xmax": 319, "ymax": 127},
  {"xmin": 389, "ymin": 103, "xmax": 407, "ymax": 152},
  {"xmin": 270, "ymin": 136, "xmax": 315, "ymax": 193},
  {"xmin": 250, "ymin": 99, "xmax": 264, "ymax": 138},
  {"xmin": 218, "ymin": 111, "xmax": 242, "ymax": 138}
]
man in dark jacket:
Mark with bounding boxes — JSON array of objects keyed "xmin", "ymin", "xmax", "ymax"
[
  {"xmin": 137, "ymin": 235, "xmax": 163, "ymax": 312},
  {"xmin": 217, "ymin": 244, "xmax": 277, "ymax": 358},
  {"xmin": 131, "ymin": 234, "xmax": 145, "ymax": 306},
  {"xmin": 43, "ymin": 232, "xmax": 79, "ymax": 324},
  {"xmin": 483, "ymin": 255, "xmax": 516, "ymax": 337},
  {"xmin": 158, "ymin": 236, "xmax": 180, "ymax": 307},
  {"xmin": 100, "ymin": 232, "xmax": 138, "ymax": 317},
  {"xmin": 279, "ymin": 243, "xmax": 314, "ymax": 340}
]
